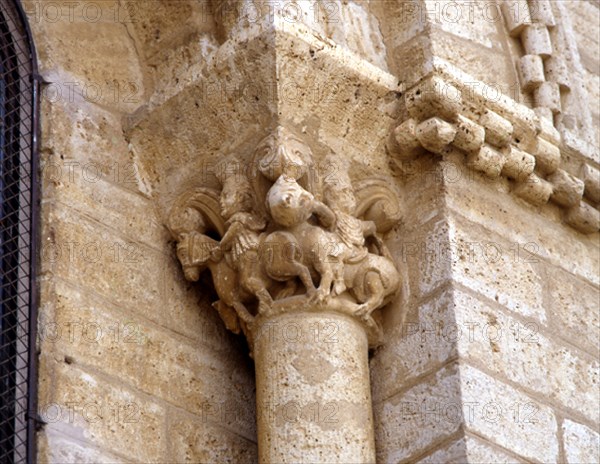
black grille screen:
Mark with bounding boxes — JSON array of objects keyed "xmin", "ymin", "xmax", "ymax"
[{"xmin": 0, "ymin": 1, "xmax": 38, "ymax": 463}]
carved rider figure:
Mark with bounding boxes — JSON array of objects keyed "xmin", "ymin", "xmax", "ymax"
[
  {"xmin": 216, "ymin": 159, "xmax": 274, "ymax": 313},
  {"xmin": 167, "ymin": 126, "xmax": 401, "ymax": 346},
  {"xmin": 322, "ymin": 156, "xmax": 384, "ymax": 295}
]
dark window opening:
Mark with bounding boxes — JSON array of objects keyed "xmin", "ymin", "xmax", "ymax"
[{"xmin": 0, "ymin": 1, "xmax": 39, "ymax": 463}]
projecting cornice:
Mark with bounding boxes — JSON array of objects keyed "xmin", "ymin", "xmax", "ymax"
[{"xmin": 127, "ymin": 15, "xmax": 401, "ymax": 197}]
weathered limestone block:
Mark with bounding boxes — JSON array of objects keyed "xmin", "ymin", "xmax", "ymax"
[
  {"xmin": 128, "ymin": 0, "xmax": 214, "ymax": 58},
  {"xmin": 534, "ymin": 106, "xmax": 554, "ymax": 123},
  {"xmin": 450, "ymin": 217, "xmax": 545, "ymax": 321},
  {"xmin": 479, "ymin": 109, "xmax": 513, "ymax": 147},
  {"xmin": 546, "ymin": 265, "xmax": 600, "ymax": 356},
  {"xmin": 401, "ymin": 218, "xmax": 452, "ymax": 299},
  {"xmin": 446, "ymin": 172, "xmax": 599, "ymax": 285},
  {"xmin": 391, "ymin": 118, "xmax": 424, "ymax": 160},
  {"xmin": 502, "ymin": 146, "xmax": 536, "ymax": 181},
  {"xmin": 528, "ymin": 0, "xmax": 556, "ymax": 26},
  {"xmin": 416, "ymin": 117, "xmax": 457, "ymax": 153},
  {"xmin": 40, "ymin": 98, "xmax": 135, "ymax": 180},
  {"xmin": 565, "ymin": 202, "xmax": 600, "ymax": 234},
  {"xmin": 518, "ymin": 55, "xmax": 545, "ymax": 92},
  {"xmin": 169, "ymin": 411, "xmax": 258, "ymax": 463},
  {"xmin": 452, "ymin": 115, "xmax": 485, "ymax": 154},
  {"xmin": 454, "ymin": 291, "xmax": 599, "ymax": 424},
  {"xmin": 41, "ymin": 361, "xmax": 167, "ymax": 462},
  {"xmin": 533, "ymin": 137, "xmax": 561, "ymax": 174},
  {"xmin": 467, "ymin": 144, "xmax": 506, "ymax": 178},
  {"xmin": 39, "ymin": 432, "xmax": 124, "ymax": 464},
  {"xmin": 374, "ymin": 364, "xmax": 462, "ymax": 463},
  {"xmin": 49, "ymin": 166, "xmax": 160, "ymax": 247},
  {"xmin": 211, "ymin": 0, "xmax": 256, "ymax": 40},
  {"xmin": 556, "ymin": 113, "xmax": 580, "ymax": 133},
  {"xmin": 33, "ymin": 22, "xmax": 144, "ymax": 113},
  {"xmin": 535, "ymin": 108, "xmax": 561, "ymax": 145},
  {"xmin": 545, "ymin": 56, "xmax": 571, "ymax": 90},
  {"xmin": 44, "ymin": 282, "xmax": 257, "ymax": 434},
  {"xmin": 405, "ymin": 76, "xmax": 462, "ymax": 121},
  {"xmin": 548, "ymin": 169, "xmax": 585, "ymax": 207},
  {"xmin": 324, "ymin": 0, "xmax": 388, "ymax": 70},
  {"xmin": 562, "ymin": 420, "xmax": 600, "ymax": 464},
  {"xmin": 460, "ymin": 365, "xmax": 559, "ymax": 463},
  {"xmin": 217, "ymin": 0, "xmax": 388, "ymax": 69},
  {"xmin": 534, "ymin": 82, "xmax": 562, "ymax": 114},
  {"xmin": 566, "ymin": 130, "xmax": 598, "ymax": 171},
  {"xmin": 417, "ymin": 436, "xmax": 526, "ymax": 464},
  {"xmin": 46, "ymin": 208, "xmax": 162, "ymax": 310},
  {"xmin": 370, "ymin": 289, "xmax": 457, "ymax": 403},
  {"xmin": 513, "ymin": 173, "xmax": 553, "ymax": 206},
  {"xmin": 521, "ymin": 23, "xmax": 553, "ymax": 58},
  {"xmin": 581, "ymin": 164, "xmax": 600, "ymax": 203},
  {"xmin": 501, "ymin": 1, "xmax": 532, "ymax": 37}
]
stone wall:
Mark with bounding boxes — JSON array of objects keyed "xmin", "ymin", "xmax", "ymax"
[
  {"xmin": 371, "ymin": 1, "xmax": 600, "ymax": 462},
  {"xmin": 371, "ymin": 156, "xmax": 599, "ymax": 463},
  {"xmin": 25, "ymin": 0, "xmax": 599, "ymax": 462},
  {"xmin": 25, "ymin": 1, "xmax": 257, "ymax": 461}
]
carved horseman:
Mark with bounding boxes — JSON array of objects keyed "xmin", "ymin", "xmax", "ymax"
[
  {"xmin": 215, "ymin": 159, "xmax": 274, "ymax": 314},
  {"xmin": 167, "ymin": 126, "xmax": 402, "ymax": 345},
  {"xmin": 322, "ymin": 156, "xmax": 399, "ymax": 320}
]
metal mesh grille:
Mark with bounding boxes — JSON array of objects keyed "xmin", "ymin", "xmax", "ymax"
[{"xmin": 0, "ymin": 1, "xmax": 38, "ymax": 463}]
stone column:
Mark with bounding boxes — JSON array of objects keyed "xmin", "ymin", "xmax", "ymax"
[
  {"xmin": 253, "ymin": 310, "xmax": 376, "ymax": 464},
  {"xmin": 167, "ymin": 127, "xmax": 401, "ymax": 464}
]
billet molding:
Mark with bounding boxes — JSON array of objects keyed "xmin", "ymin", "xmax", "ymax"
[
  {"xmin": 504, "ymin": 1, "xmax": 598, "ymax": 159},
  {"xmin": 389, "ymin": 73, "xmax": 600, "ymax": 235},
  {"xmin": 503, "ymin": 0, "xmax": 570, "ymax": 122}
]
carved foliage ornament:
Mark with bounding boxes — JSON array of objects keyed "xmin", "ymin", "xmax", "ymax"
[{"xmin": 168, "ymin": 127, "xmax": 401, "ymax": 347}]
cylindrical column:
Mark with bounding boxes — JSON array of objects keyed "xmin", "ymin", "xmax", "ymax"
[{"xmin": 254, "ymin": 311, "xmax": 375, "ymax": 464}]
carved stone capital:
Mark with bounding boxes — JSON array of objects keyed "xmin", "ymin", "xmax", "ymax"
[{"xmin": 168, "ymin": 126, "xmax": 401, "ymax": 348}]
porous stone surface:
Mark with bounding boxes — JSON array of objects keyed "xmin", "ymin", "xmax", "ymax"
[
  {"xmin": 28, "ymin": 2, "xmax": 258, "ymax": 462},
  {"xmin": 255, "ymin": 312, "xmax": 375, "ymax": 463},
  {"xmin": 25, "ymin": 0, "xmax": 599, "ymax": 463},
  {"xmin": 562, "ymin": 419, "xmax": 600, "ymax": 464},
  {"xmin": 416, "ymin": 435, "xmax": 528, "ymax": 464}
]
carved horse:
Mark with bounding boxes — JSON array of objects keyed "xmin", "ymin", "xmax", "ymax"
[
  {"xmin": 264, "ymin": 174, "xmax": 401, "ymax": 317},
  {"xmin": 174, "ymin": 231, "xmax": 255, "ymax": 333},
  {"xmin": 262, "ymin": 175, "xmax": 342, "ymax": 299},
  {"xmin": 168, "ymin": 188, "xmax": 272, "ymax": 332},
  {"xmin": 343, "ymin": 247, "xmax": 400, "ymax": 320}
]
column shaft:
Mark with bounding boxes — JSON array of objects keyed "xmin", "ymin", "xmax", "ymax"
[{"xmin": 254, "ymin": 311, "xmax": 376, "ymax": 464}]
